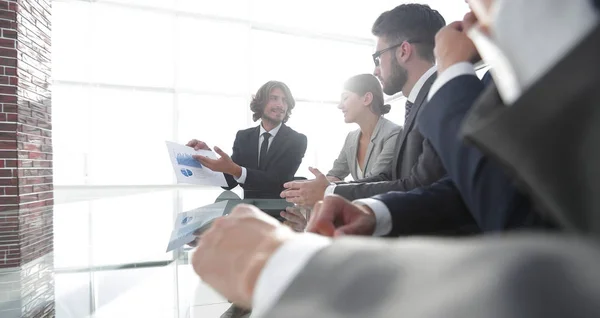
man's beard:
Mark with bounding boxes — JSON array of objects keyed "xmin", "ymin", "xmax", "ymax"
[
  {"xmin": 383, "ymin": 58, "xmax": 408, "ymax": 96},
  {"xmin": 262, "ymin": 111, "xmax": 284, "ymax": 125}
]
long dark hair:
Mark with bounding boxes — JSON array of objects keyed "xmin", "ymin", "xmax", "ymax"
[{"xmin": 250, "ymin": 81, "xmax": 295, "ymax": 123}]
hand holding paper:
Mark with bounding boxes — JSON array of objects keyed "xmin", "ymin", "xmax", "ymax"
[
  {"xmin": 193, "ymin": 146, "xmax": 242, "ymax": 179},
  {"xmin": 166, "ymin": 141, "xmax": 228, "ymax": 187}
]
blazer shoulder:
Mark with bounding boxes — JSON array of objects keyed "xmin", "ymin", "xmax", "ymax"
[
  {"xmin": 380, "ymin": 117, "xmax": 402, "ymax": 135},
  {"xmin": 346, "ymin": 128, "xmax": 361, "ymax": 141},
  {"xmin": 283, "ymin": 124, "xmax": 307, "ymax": 141}
]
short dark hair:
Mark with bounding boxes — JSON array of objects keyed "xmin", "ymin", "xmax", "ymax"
[
  {"xmin": 250, "ymin": 81, "xmax": 295, "ymax": 123},
  {"xmin": 344, "ymin": 74, "xmax": 390, "ymax": 115},
  {"xmin": 372, "ymin": 4, "xmax": 446, "ymax": 63}
]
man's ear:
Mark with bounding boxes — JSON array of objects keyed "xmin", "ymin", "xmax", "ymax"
[{"xmin": 395, "ymin": 41, "xmax": 412, "ymax": 63}]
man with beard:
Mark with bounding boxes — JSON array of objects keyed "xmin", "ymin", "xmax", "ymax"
[
  {"xmin": 189, "ymin": 80, "xmax": 307, "ymax": 199},
  {"xmin": 281, "ymin": 4, "xmax": 448, "ymax": 219},
  {"xmin": 190, "ymin": 0, "xmax": 600, "ymax": 317}
]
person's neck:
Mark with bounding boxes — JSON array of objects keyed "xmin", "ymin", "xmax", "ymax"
[
  {"xmin": 402, "ymin": 60, "xmax": 434, "ymax": 98},
  {"xmin": 261, "ymin": 119, "xmax": 280, "ymax": 132},
  {"xmin": 356, "ymin": 112, "xmax": 379, "ymax": 141}
]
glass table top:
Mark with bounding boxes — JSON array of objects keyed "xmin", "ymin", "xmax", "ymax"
[{"xmin": 52, "ymin": 186, "xmax": 255, "ymax": 318}]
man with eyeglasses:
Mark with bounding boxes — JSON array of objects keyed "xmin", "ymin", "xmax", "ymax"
[{"xmin": 281, "ymin": 4, "xmax": 456, "ymax": 232}]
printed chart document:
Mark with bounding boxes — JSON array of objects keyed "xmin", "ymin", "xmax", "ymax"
[
  {"xmin": 165, "ymin": 141, "xmax": 227, "ymax": 187},
  {"xmin": 166, "ymin": 200, "xmax": 228, "ymax": 252}
]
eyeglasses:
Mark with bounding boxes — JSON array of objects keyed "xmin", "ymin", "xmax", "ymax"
[{"xmin": 372, "ymin": 40, "xmax": 420, "ymax": 66}]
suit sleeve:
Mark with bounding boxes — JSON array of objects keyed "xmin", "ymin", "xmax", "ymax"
[
  {"xmin": 418, "ymin": 74, "xmax": 543, "ymax": 231},
  {"xmin": 370, "ymin": 176, "xmax": 477, "ymax": 236},
  {"xmin": 326, "ymin": 134, "xmax": 351, "ymax": 180},
  {"xmin": 244, "ymin": 133, "xmax": 308, "ymax": 190},
  {"xmin": 263, "ymin": 235, "xmax": 600, "ymax": 318},
  {"xmin": 222, "ymin": 131, "xmax": 243, "ymax": 190},
  {"xmin": 365, "ymin": 127, "xmax": 401, "ymax": 178},
  {"xmin": 332, "ymin": 137, "xmax": 446, "ymax": 201}
]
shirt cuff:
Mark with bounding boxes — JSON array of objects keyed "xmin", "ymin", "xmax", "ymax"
[
  {"xmin": 353, "ymin": 198, "xmax": 392, "ymax": 236},
  {"xmin": 252, "ymin": 233, "xmax": 332, "ymax": 317},
  {"xmin": 234, "ymin": 167, "xmax": 247, "ymax": 184},
  {"xmin": 428, "ymin": 62, "xmax": 477, "ymax": 101},
  {"xmin": 324, "ymin": 184, "xmax": 336, "ymax": 196}
]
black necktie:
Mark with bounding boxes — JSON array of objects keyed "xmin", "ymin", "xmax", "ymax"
[
  {"xmin": 259, "ymin": 132, "xmax": 271, "ymax": 168},
  {"xmin": 405, "ymin": 100, "xmax": 414, "ymax": 122}
]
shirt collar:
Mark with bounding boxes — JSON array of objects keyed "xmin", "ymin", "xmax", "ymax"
[
  {"xmin": 407, "ymin": 66, "xmax": 437, "ymax": 103},
  {"xmin": 260, "ymin": 122, "xmax": 283, "ymax": 137}
]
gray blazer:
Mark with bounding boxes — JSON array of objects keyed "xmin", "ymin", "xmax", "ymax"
[
  {"xmin": 334, "ymin": 72, "xmax": 446, "ymax": 200},
  {"xmin": 326, "ymin": 117, "xmax": 401, "ymax": 181}
]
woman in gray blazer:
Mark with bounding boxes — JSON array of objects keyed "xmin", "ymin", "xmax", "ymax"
[{"xmin": 327, "ymin": 74, "xmax": 401, "ymax": 181}]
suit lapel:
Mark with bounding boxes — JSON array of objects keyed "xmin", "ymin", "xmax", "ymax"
[
  {"xmin": 392, "ymin": 73, "xmax": 437, "ymax": 176},
  {"xmin": 398, "ymin": 73, "xmax": 437, "ymax": 145},
  {"xmin": 248, "ymin": 126, "xmax": 260, "ymax": 169},
  {"xmin": 262, "ymin": 124, "xmax": 289, "ymax": 169},
  {"xmin": 348, "ymin": 131, "xmax": 359, "ymax": 177},
  {"xmin": 363, "ymin": 118, "xmax": 384, "ymax": 173}
]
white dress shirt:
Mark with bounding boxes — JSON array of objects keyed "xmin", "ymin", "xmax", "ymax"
[
  {"xmin": 323, "ymin": 66, "xmax": 438, "ymax": 201},
  {"xmin": 235, "ymin": 122, "xmax": 282, "ymax": 184},
  {"xmin": 250, "ymin": 3, "xmax": 600, "ymax": 314},
  {"xmin": 251, "ymin": 65, "xmax": 473, "ymax": 316}
]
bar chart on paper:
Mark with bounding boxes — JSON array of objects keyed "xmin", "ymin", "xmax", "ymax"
[{"xmin": 165, "ymin": 141, "xmax": 227, "ymax": 187}]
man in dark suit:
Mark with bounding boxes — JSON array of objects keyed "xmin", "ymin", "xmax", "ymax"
[
  {"xmin": 302, "ymin": 2, "xmax": 560, "ymax": 237},
  {"xmin": 281, "ymin": 4, "xmax": 447, "ymax": 210},
  {"xmin": 188, "ymin": 80, "xmax": 307, "ymax": 199},
  {"xmin": 189, "ymin": 1, "xmax": 600, "ymax": 317}
]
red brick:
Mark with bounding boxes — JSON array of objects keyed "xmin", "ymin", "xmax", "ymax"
[
  {"xmin": 2, "ymin": 103, "xmax": 16, "ymax": 112},
  {"xmin": 4, "ymin": 186, "xmax": 17, "ymax": 195},
  {"xmin": 8, "ymin": 2, "xmax": 16, "ymax": 12},
  {"xmin": 0, "ymin": 131, "xmax": 17, "ymax": 140},
  {"xmin": 0, "ymin": 2, "xmax": 8, "ymax": 10},
  {"xmin": 0, "ymin": 177, "xmax": 16, "ymax": 186},
  {"xmin": 0, "ymin": 57, "xmax": 17, "ymax": 67},
  {"xmin": 0, "ymin": 160, "xmax": 3, "ymax": 168},
  {"xmin": 0, "ymin": 95, "xmax": 17, "ymax": 103},
  {"xmin": 4, "ymin": 159, "xmax": 15, "ymax": 167},
  {"xmin": 0, "ymin": 140, "xmax": 15, "ymax": 149},
  {"xmin": 0, "ymin": 194, "xmax": 18, "ymax": 203},
  {"xmin": 6, "ymin": 113, "xmax": 15, "ymax": 121},
  {"xmin": 0, "ymin": 123, "xmax": 16, "ymax": 131},
  {"xmin": 0, "ymin": 39, "xmax": 13, "ymax": 48},
  {"xmin": 0, "ymin": 48, "xmax": 16, "ymax": 58},
  {"xmin": 0, "ymin": 10, "xmax": 17, "ymax": 21},
  {"xmin": 4, "ymin": 67, "xmax": 15, "ymax": 76},
  {"xmin": 0, "ymin": 168, "xmax": 13, "ymax": 177},
  {"xmin": 0, "ymin": 84, "xmax": 16, "ymax": 94},
  {"xmin": 0, "ymin": 114, "xmax": 4, "ymax": 121},
  {"xmin": 9, "ymin": 76, "xmax": 16, "ymax": 85},
  {"xmin": 19, "ymin": 193, "xmax": 38, "ymax": 203},
  {"xmin": 0, "ymin": 19, "xmax": 13, "ymax": 29},
  {"xmin": 0, "ymin": 150, "xmax": 16, "ymax": 158}
]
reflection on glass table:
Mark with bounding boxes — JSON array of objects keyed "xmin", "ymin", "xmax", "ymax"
[{"xmin": 53, "ymin": 187, "xmax": 290, "ymax": 318}]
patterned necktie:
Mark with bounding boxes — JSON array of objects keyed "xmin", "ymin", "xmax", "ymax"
[
  {"xmin": 259, "ymin": 132, "xmax": 271, "ymax": 168},
  {"xmin": 405, "ymin": 100, "xmax": 414, "ymax": 122}
]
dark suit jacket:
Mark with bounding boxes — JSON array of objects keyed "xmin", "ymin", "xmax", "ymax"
[
  {"xmin": 223, "ymin": 124, "xmax": 307, "ymax": 199},
  {"xmin": 264, "ymin": 24, "xmax": 600, "ymax": 318},
  {"xmin": 372, "ymin": 70, "xmax": 554, "ymax": 236},
  {"xmin": 334, "ymin": 72, "xmax": 446, "ymax": 200}
]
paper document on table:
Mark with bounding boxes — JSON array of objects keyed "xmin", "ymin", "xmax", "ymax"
[
  {"xmin": 165, "ymin": 141, "xmax": 227, "ymax": 187},
  {"xmin": 166, "ymin": 200, "xmax": 229, "ymax": 252}
]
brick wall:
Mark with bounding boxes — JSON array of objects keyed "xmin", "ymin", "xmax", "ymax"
[{"xmin": 0, "ymin": 0, "xmax": 53, "ymax": 317}]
